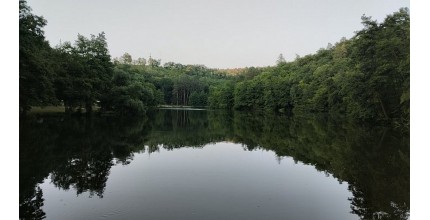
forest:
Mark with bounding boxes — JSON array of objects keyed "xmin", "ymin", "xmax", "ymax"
[{"xmin": 19, "ymin": 0, "xmax": 409, "ymax": 125}]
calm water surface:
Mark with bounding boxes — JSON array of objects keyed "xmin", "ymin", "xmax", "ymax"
[{"xmin": 20, "ymin": 109, "xmax": 409, "ymax": 220}]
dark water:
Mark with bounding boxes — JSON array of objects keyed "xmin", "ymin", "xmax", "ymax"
[{"xmin": 20, "ymin": 109, "xmax": 409, "ymax": 220}]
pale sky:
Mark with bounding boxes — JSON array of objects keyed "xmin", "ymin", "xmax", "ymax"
[{"xmin": 27, "ymin": 0, "xmax": 409, "ymax": 68}]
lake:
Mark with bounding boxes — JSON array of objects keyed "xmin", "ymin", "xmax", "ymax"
[{"xmin": 19, "ymin": 109, "xmax": 409, "ymax": 220}]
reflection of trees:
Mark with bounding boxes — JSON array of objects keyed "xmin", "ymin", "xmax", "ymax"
[
  {"xmin": 344, "ymin": 127, "xmax": 410, "ymax": 220},
  {"xmin": 135, "ymin": 110, "xmax": 410, "ymax": 220},
  {"xmin": 20, "ymin": 110, "xmax": 409, "ymax": 220},
  {"xmin": 50, "ymin": 153, "xmax": 113, "ymax": 198},
  {"xmin": 46, "ymin": 116, "xmax": 150, "ymax": 197},
  {"xmin": 20, "ymin": 115, "xmax": 60, "ymax": 220},
  {"xmin": 20, "ymin": 114, "xmax": 151, "ymax": 218},
  {"xmin": 229, "ymin": 112, "xmax": 410, "ymax": 220},
  {"xmin": 19, "ymin": 186, "xmax": 45, "ymax": 220},
  {"xmin": 145, "ymin": 109, "xmax": 225, "ymax": 149}
]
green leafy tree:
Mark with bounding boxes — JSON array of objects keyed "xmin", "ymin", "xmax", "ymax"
[
  {"xmin": 120, "ymin": 52, "xmax": 132, "ymax": 64},
  {"xmin": 19, "ymin": 0, "xmax": 57, "ymax": 114},
  {"xmin": 55, "ymin": 33, "xmax": 114, "ymax": 113},
  {"xmin": 136, "ymin": 57, "xmax": 146, "ymax": 66},
  {"xmin": 208, "ymin": 82, "xmax": 234, "ymax": 109},
  {"xmin": 148, "ymin": 56, "xmax": 161, "ymax": 68},
  {"xmin": 348, "ymin": 8, "xmax": 409, "ymax": 121}
]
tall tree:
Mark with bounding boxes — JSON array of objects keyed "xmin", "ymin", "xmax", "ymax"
[
  {"xmin": 148, "ymin": 56, "xmax": 161, "ymax": 68},
  {"xmin": 120, "ymin": 52, "xmax": 132, "ymax": 64},
  {"xmin": 19, "ymin": 0, "xmax": 57, "ymax": 114},
  {"xmin": 55, "ymin": 33, "xmax": 114, "ymax": 113},
  {"xmin": 276, "ymin": 53, "xmax": 287, "ymax": 65},
  {"xmin": 348, "ymin": 8, "xmax": 409, "ymax": 121}
]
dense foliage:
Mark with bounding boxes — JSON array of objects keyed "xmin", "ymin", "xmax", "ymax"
[
  {"xmin": 20, "ymin": 0, "xmax": 409, "ymax": 125},
  {"xmin": 19, "ymin": 0, "xmax": 56, "ymax": 114},
  {"xmin": 232, "ymin": 8, "xmax": 409, "ymax": 125}
]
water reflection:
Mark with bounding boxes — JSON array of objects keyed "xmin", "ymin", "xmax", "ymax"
[
  {"xmin": 19, "ymin": 116, "xmax": 150, "ymax": 219},
  {"xmin": 19, "ymin": 109, "xmax": 409, "ymax": 219}
]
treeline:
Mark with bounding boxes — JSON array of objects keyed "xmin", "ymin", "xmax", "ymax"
[
  {"xmin": 19, "ymin": 0, "xmax": 233, "ymax": 115},
  {"xmin": 111, "ymin": 60, "xmax": 233, "ymax": 108},
  {"xmin": 231, "ymin": 9, "xmax": 409, "ymax": 124},
  {"xmin": 20, "ymin": 0, "xmax": 114, "ymax": 114},
  {"xmin": 20, "ymin": 0, "xmax": 409, "ymax": 124}
]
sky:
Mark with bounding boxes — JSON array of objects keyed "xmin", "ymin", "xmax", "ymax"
[{"xmin": 26, "ymin": 0, "xmax": 409, "ymax": 68}]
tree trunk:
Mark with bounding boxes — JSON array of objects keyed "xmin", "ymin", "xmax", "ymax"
[
  {"xmin": 377, "ymin": 94, "xmax": 388, "ymax": 119},
  {"xmin": 183, "ymin": 89, "xmax": 186, "ymax": 106}
]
